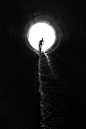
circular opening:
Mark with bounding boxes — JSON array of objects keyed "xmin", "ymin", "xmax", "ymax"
[{"xmin": 27, "ymin": 21, "xmax": 56, "ymax": 53}]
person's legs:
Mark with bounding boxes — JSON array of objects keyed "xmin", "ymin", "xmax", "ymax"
[{"xmin": 39, "ymin": 44, "xmax": 41, "ymax": 53}]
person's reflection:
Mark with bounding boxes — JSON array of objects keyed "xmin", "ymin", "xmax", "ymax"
[{"xmin": 39, "ymin": 38, "xmax": 44, "ymax": 53}]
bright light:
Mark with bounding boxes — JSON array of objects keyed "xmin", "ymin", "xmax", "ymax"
[{"xmin": 27, "ymin": 22, "xmax": 56, "ymax": 52}]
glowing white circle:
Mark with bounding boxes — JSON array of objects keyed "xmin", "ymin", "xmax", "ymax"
[{"xmin": 28, "ymin": 22, "xmax": 56, "ymax": 52}]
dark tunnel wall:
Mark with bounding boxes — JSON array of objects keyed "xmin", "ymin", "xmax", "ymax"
[{"xmin": 0, "ymin": 0, "xmax": 86, "ymax": 128}]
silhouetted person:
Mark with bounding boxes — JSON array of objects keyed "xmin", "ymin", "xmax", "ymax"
[{"xmin": 39, "ymin": 38, "xmax": 44, "ymax": 53}]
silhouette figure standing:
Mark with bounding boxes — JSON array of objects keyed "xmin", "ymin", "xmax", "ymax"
[{"xmin": 39, "ymin": 38, "xmax": 44, "ymax": 53}]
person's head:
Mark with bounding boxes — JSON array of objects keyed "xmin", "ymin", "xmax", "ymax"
[{"xmin": 42, "ymin": 38, "xmax": 43, "ymax": 40}]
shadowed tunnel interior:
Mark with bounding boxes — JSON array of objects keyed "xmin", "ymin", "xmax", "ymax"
[{"xmin": 0, "ymin": 0, "xmax": 86, "ymax": 128}]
